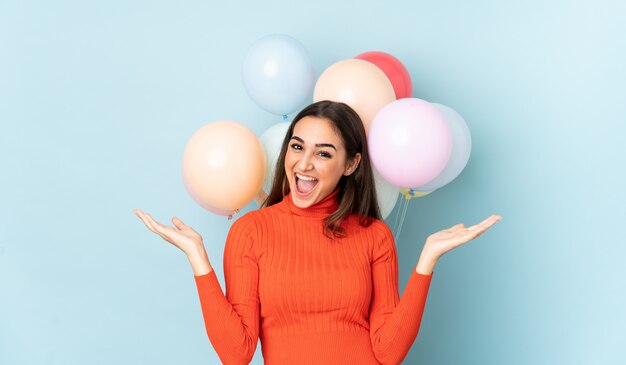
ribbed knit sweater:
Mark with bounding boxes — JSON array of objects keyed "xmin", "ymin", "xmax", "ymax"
[{"xmin": 193, "ymin": 186, "xmax": 433, "ymax": 365}]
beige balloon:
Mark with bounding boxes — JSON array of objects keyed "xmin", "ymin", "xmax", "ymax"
[
  {"xmin": 182, "ymin": 120, "xmax": 266, "ymax": 211},
  {"xmin": 313, "ymin": 59, "xmax": 396, "ymax": 135}
]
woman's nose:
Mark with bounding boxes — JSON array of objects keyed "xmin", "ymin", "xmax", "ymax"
[{"xmin": 297, "ymin": 153, "xmax": 313, "ymax": 171}]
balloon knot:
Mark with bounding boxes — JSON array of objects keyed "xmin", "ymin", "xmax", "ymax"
[
  {"xmin": 282, "ymin": 114, "xmax": 288, "ymax": 120},
  {"xmin": 227, "ymin": 208, "xmax": 241, "ymax": 220}
]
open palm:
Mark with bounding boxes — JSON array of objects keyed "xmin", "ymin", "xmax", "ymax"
[
  {"xmin": 425, "ymin": 214, "xmax": 502, "ymax": 259},
  {"xmin": 134, "ymin": 209, "xmax": 203, "ymax": 256}
]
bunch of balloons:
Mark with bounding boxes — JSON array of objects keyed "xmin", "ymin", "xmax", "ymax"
[{"xmin": 182, "ymin": 34, "xmax": 472, "ymax": 221}]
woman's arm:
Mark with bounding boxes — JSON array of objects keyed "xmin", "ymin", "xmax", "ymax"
[
  {"xmin": 193, "ymin": 214, "xmax": 261, "ymax": 365},
  {"xmin": 415, "ymin": 248, "xmax": 438, "ymax": 275},
  {"xmin": 134, "ymin": 209, "xmax": 260, "ymax": 364},
  {"xmin": 369, "ymin": 222, "xmax": 434, "ymax": 365},
  {"xmin": 187, "ymin": 245, "xmax": 213, "ymax": 276}
]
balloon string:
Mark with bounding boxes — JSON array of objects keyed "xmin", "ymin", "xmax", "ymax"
[
  {"xmin": 392, "ymin": 193, "xmax": 402, "ymax": 237},
  {"xmin": 395, "ymin": 198, "xmax": 409, "ymax": 242},
  {"xmin": 392, "ymin": 194, "xmax": 410, "ymax": 242}
]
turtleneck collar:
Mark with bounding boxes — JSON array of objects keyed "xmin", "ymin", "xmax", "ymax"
[{"xmin": 282, "ymin": 185, "xmax": 341, "ymax": 218}]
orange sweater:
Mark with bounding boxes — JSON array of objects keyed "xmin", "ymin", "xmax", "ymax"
[{"xmin": 193, "ymin": 186, "xmax": 433, "ymax": 365}]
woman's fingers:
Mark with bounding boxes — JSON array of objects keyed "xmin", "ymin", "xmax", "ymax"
[
  {"xmin": 469, "ymin": 215, "xmax": 497, "ymax": 228},
  {"xmin": 135, "ymin": 210, "xmax": 157, "ymax": 232},
  {"xmin": 468, "ymin": 215, "xmax": 501, "ymax": 235},
  {"xmin": 172, "ymin": 216, "xmax": 187, "ymax": 230},
  {"xmin": 144, "ymin": 213, "xmax": 174, "ymax": 237},
  {"xmin": 134, "ymin": 210, "xmax": 174, "ymax": 242}
]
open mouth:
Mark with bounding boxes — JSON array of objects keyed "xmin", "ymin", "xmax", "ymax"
[{"xmin": 295, "ymin": 173, "xmax": 318, "ymax": 195}]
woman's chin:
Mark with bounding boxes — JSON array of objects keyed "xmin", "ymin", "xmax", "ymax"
[
  {"xmin": 293, "ymin": 194, "xmax": 317, "ymax": 208},
  {"xmin": 292, "ymin": 187, "xmax": 319, "ymax": 208}
]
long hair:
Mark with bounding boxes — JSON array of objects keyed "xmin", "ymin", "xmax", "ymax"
[{"xmin": 261, "ymin": 100, "xmax": 382, "ymax": 239}]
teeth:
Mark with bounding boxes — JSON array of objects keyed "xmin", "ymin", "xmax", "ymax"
[{"xmin": 296, "ymin": 173, "xmax": 317, "ymax": 181}]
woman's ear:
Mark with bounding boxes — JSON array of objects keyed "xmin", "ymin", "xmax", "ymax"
[{"xmin": 344, "ymin": 153, "xmax": 362, "ymax": 176}]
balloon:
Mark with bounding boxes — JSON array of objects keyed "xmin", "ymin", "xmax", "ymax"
[
  {"xmin": 368, "ymin": 98, "xmax": 452, "ymax": 188},
  {"xmin": 355, "ymin": 51, "xmax": 412, "ymax": 99},
  {"xmin": 204, "ymin": 205, "xmax": 237, "ymax": 216},
  {"xmin": 415, "ymin": 103, "xmax": 472, "ymax": 191},
  {"xmin": 182, "ymin": 120, "xmax": 266, "ymax": 212},
  {"xmin": 259, "ymin": 122, "xmax": 290, "ymax": 194},
  {"xmin": 313, "ymin": 59, "xmax": 396, "ymax": 135},
  {"xmin": 182, "ymin": 177, "xmax": 239, "ymax": 216},
  {"xmin": 182, "ymin": 173, "xmax": 240, "ymax": 217},
  {"xmin": 242, "ymin": 34, "xmax": 315, "ymax": 116},
  {"xmin": 373, "ymin": 166, "xmax": 400, "ymax": 220}
]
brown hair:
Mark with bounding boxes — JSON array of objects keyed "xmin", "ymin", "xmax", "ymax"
[{"xmin": 261, "ymin": 100, "xmax": 382, "ymax": 239}]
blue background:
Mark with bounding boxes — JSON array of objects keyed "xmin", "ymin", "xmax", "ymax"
[{"xmin": 1, "ymin": 0, "xmax": 624, "ymax": 364}]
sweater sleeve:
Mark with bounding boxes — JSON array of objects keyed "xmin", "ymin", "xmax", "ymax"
[
  {"xmin": 369, "ymin": 221, "xmax": 433, "ymax": 365},
  {"xmin": 193, "ymin": 213, "xmax": 260, "ymax": 365}
]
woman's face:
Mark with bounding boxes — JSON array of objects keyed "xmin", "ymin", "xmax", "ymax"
[{"xmin": 285, "ymin": 116, "xmax": 361, "ymax": 208}]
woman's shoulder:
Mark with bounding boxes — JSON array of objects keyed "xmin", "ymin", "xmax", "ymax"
[
  {"xmin": 249, "ymin": 200, "xmax": 290, "ymax": 220},
  {"xmin": 229, "ymin": 205, "xmax": 276, "ymax": 229},
  {"xmin": 228, "ymin": 209, "xmax": 260, "ymax": 233},
  {"xmin": 346, "ymin": 214, "xmax": 392, "ymax": 239}
]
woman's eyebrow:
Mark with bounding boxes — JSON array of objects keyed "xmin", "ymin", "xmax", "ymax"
[{"xmin": 290, "ymin": 136, "xmax": 336, "ymax": 151}]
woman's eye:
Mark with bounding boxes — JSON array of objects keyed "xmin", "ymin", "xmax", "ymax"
[
  {"xmin": 290, "ymin": 143, "xmax": 302, "ymax": 150},
  {"xmin": 319, "ymin": 151, "xmax": 331, "ymax": 158}
]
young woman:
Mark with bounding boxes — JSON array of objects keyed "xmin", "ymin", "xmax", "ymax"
[{"xmin": 134, "ymin": 100, "xmax": 501, "ymax": 364}]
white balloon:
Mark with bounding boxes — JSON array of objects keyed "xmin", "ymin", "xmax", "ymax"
[
  {"xmin": 373, "ymin": 166, "xmax": 401, "ymax": 220},
  {"xmin": 259, "ymin": 122, "xmax": 291, "ymax": 194}
]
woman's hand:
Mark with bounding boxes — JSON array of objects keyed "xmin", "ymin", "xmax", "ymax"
[
  {"xmin": 424, "ymin": 214, "xmax": 502, "ymax": 260},
  {"xmin": 133, "ymin": 209, "xmax": 204, "ymax": 256}
]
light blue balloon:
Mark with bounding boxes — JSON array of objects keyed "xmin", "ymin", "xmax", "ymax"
[
  {"xmin": 415, "ymin": 103, "xmax": 472, "ymax": 191},
  {"xmin": 242, "ymin": 34, "xmax": 315, "ymax": 116},
  {"xmin": 259, "ymin": 122, "xmax": 290, "ymax": 194}
]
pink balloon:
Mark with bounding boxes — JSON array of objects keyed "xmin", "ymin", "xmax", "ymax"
[{"xmin": 368, "ymin": 98, "xmax": 452, "ymax": 188}]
